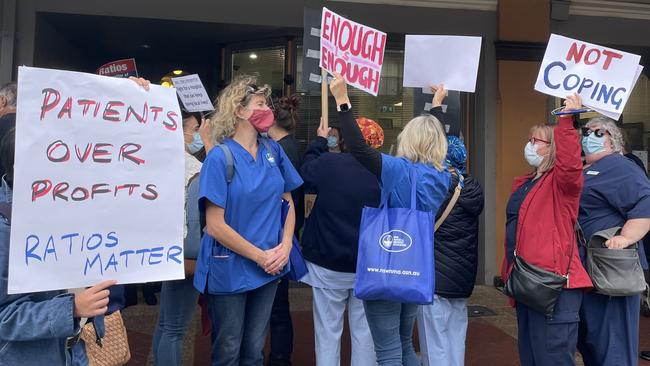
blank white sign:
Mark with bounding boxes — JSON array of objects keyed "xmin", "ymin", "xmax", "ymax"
[{"xmin": 403, "ymin": 35, "xmax": 482, "ymax": 93}]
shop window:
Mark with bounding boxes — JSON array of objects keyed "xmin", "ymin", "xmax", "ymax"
[{"xmin": 232, "ymin": 47, "xmax": 285, "ymax": 97}]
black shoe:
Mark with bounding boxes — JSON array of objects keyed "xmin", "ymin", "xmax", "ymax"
[{"xmin": 641, "ymin": 351, "xmax": 650, "ymax": 361}]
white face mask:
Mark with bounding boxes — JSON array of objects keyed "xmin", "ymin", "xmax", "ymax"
[{"xmin": 524, "ymin": 142, "xmax": 544, "ymax": 168}]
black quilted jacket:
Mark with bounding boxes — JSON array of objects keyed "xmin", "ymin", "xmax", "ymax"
[{"xmin": 434, "ymin": 173, "xmax": 484, "ymax": 298}]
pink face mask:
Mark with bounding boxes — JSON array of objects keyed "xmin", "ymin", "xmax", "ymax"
[{"xmin": 247, "ymin": 108, "xmax": 274, "ymax": 133}]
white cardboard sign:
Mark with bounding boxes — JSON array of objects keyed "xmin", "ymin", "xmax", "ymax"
[
  {"xmin": 535, "ymin": 34, "xmax": 641, "ymax": 119},
  {"xmin": 320, "ymin": 7, "xmax": 387, "ymax": 96},
  {"xmin": 171, "ymin": 74, "xmax": 214, "ymax": 112},
  {"xmin": 403, "ymin": 35, "xmax": 482, "ymax": 93},
  {"xmin": 9, "ymin": 66, "xmax": 185, "ymax": 294}
]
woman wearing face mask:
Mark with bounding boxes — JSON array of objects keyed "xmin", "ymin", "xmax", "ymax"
[
  {"xmin": 152, "ymin": 110, "xmax": 212, "ymax": 366},
  {"xmin": 193, "ymin": 75, "xmax": 303, "ymax": 366},
  {"xmin": 327, "ymin": 127, "xmax": 343, "ymax": 153},
  {"xmin": 501, "ymin": 93, "xmax": 592, "ymax": 366},
  {"xmin": 266, "ymin": 94, "xmax": 304, "ymax": 366},
  {"xmin": 576, "ymin": 117, "xmax": 650, "ymax": 366}
]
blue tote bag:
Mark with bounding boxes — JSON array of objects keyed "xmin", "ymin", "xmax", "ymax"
[
  {"xmin": 354, "ymin": 170, "xmax": 435, "ymax": 304},
  {"xmin": 280, "ymin": 199, "xmax": 309, "ymax": 281}
]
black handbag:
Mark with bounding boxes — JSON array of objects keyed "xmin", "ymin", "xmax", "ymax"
[
  {"xmin": 504, "ymin": 226, "xmax": 575, "ymax": 317},
  {"xmin": 585, "ymin": 227, "xmax": 647, "ymax": 296}
]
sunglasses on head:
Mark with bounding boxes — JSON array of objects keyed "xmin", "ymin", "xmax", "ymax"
[
  {"xmin": 581, "ymin": 127, "xmax": 608, "ymax": 138},
  {"xmin": 240, "ymin": 84, "xmax": 273, "ymax": 109}
]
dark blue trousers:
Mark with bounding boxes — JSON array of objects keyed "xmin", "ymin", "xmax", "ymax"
[
  {"xmin": 269, "ymin": 277, "xmax": 293, "ymax": 363},
  {"xmin": 516, "ymin": 289, "xmax": 583, "ymax": 366},
  {"xmin": 577, "ymin": 291, "xmax": 640, "ymax": 366}
]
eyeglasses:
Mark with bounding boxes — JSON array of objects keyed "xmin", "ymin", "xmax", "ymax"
[
  {"xmin": 581, "ymin": 127, "xmax": 608, "ymax": 138},
  {"xmin": 529, "ymin": 137, "xmax": 550, "ymax": 145}
]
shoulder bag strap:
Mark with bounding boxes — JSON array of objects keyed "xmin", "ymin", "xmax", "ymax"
[
  {"xmin": 434, "ymin": 175, "xmax": 462, "ymax": 232},
  {"xmin": 217, "ymin": 144, "xmax": 234, "ymax": 183}
]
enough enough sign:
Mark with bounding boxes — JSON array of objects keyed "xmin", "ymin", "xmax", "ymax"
[
  {"xmin": 9, "ymin": 67, "xmax": 185, "ymax": 294},
  {"xmin": 320, "ymin": 7, "xmax": 386, "ymax": 96},
  {"xmin": 534, "ymin": 34, "xmax": 641, "ymax": 118}
]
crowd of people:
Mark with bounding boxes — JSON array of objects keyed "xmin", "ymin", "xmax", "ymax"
[{"xmin": 0, "ymin": 68, "xmax": 648, "ymax": 366}]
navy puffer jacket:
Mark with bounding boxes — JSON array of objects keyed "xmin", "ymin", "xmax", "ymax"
[{"xmin": 434, "ymin": 173, "xmax": 484, "ymax": 298}]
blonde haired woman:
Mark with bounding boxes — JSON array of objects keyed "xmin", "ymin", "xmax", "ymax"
[
  {"xmin": 329, "ymin": 74, "xmax": 451, "ymax": 366},
  {"xmin": 501, "ymin": 93, "xmax": 592, "ymax": 366},
  {"xmin": 193, "ymin": 75, "xmax": 303, "ymax": 366}
]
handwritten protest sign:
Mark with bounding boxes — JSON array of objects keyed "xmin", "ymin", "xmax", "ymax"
[
  {"xmin": 9, "ymin": 66, "xmax": 185, "ymax": 294},
  {"xmin": 403, "ymin": 35, "xmax": 482, "ymax": 92},
  {"xmin": 96, "ymin": 58, "xmax": 138, "ymax": 78},
  {"xmin": 171, "ymin": 74, "xmax": 214, "ymax": 112},
  {"xmin": 320, "ymin": 7, "xmax": 386, "ymax": 96},
  {"xmin": 535, "ymin": 34, "xmax": 641, "ymax": 119}
]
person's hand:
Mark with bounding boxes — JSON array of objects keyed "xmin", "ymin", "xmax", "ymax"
[
  {"xmin": 263, "ymin": 242, "xmax": 291, "ymax": 275},
  {"xmin": 128, "ymin": 76, "xmax": 151, "ymax": 91},
  {"xmin": 563, "ymin": 93, "xmax": 582, "ymax": 112},
  {"xmin": 430, "ymin": 84, "xmax": 447, "ymax": 108},
  {"xmin": 329, "ymin": 73, "xmax": 350, "ymax": 105},
  {"xmin": 605, "ymin": 235, "xmax": 634, "ymax": 250},
  {"xmin": 73, "ymin": 280, "xmax": 116, "ymax": 318},
  {"xmin": 255, "ymin": 250, "xmax": 273, "ymax": 269},
  {"xmin": 199, "ymin": 118, "xmax": 214, "ymax": 152},
  {"xmin": 317, "ymin": 118, "xmax": 329, "ymax": 138}
]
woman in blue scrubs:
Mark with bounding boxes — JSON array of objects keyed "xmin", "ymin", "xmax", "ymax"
[
  {"xmin": 578, "ymin": 117, "xmax": 650, "ymax": 366},
  {"xmin": 193, "ymin": 75, "xmax": 303, "ymax": 366},
  {"xmin": 329, "ymin": 74, "xmax": 450, "ymax": 366}
]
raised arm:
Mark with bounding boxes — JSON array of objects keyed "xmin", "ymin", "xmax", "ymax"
[
  {"xmin": 300, "ymin": 119, "xmax": 329, "ymax": 190},
  {"xmin": 554, "ymin": 93, "xmax": 584, "ymax": 198},
  {"xmin": 329, "ymin": 74, "xmax": 382, "ymax": 178}
]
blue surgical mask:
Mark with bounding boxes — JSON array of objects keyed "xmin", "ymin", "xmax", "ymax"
[
  {"xmin": 187, "ymin": 132, "xmax": 204, "ymax": 154},
  {"xmin": 582, "ymin": 133, "xmax": 606, "ymax": 155},
  {"xmin": 327, "ymin": 136, "xmax": 338, "ymax": 148}
]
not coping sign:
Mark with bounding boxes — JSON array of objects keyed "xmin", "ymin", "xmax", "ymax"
[
  {"xmin": 320, "ymin": 7, "xmax": 386, "ymax": 96},
  {"xmin": 534, "ymin": 34, "xmax": 641, "ymax": 118},
  {"xmin": 9, "ymin": 66, "xmax": 185, "ymax": 294}
]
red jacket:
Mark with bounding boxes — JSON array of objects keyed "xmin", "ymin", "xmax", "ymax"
[{"xmin": 501, "ymin": 116, "xmax": 592, "ymax": 290}]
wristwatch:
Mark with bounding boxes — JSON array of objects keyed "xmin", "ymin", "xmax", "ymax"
[{"xmin": 337, "ymin": 102, "xmax": 352, "ymax": 112}]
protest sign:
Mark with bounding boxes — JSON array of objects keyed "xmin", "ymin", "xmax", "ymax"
[
  {"xmin": 96, "ymin": 58, "xmax": 138, "ymax": 78},
  {"xmin": 403, "ymin": 35, "xmax": 482, "ymax": 93},
  {"xmin": 9, "ymin": 66, "xmax": 185, "ymax": 294},
  {"xmin": 171, "ymin": 74, "xmax": 214, "ymax": 112},
  {"xmin": 534, "ymin": 34, "xmax": 641, "ymax": 119},
  {"xmin": 300, "ymin": 7, "xmax": 325, "ymax": 92},
  {"xmin": 320, "ymin": 7, "xmax": 387, "ymax": 96}
]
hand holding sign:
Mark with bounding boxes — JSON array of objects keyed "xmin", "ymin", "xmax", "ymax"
[
  {"xmin": 563, "ymin": 93, "xmax": 583, "ymax": 113},
  {"xmin": 128, "ymin": 76, "xmax": 150, "ymax": 91},
  {"xmin": 430, "ymin": 84, "xmax": 448, "ymax": 108},
  {"xmin": 330, "ymin": 73, "xmax": 350, "ymax": 106},
  {"xmin": 73, "ymin": 279, "xmax": 117, "ymax": 317}
]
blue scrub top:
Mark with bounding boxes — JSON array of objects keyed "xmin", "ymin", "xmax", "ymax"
[
  {"xmin": 579, "ymin": 153, "xmax": 650, "ymax": 269},
  {"xmin": 380, "ymin": 154, "xmax": 450, "ymax": 212},
  {"xmin": 194, "ymin": 137, "xmax": 303, "ymax": 294}
]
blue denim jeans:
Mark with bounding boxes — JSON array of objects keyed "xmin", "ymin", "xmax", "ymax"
[
  {"xmin": 363, "ymin": 300, "xmax": 419, "ymax": 366},
  {"xmin": 153, "ymin": 278, "xmax": 200, "ymax": 366},
  {"xmin": 206, "ymin": 280, "xmax": 279, "ymax": 366}
]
